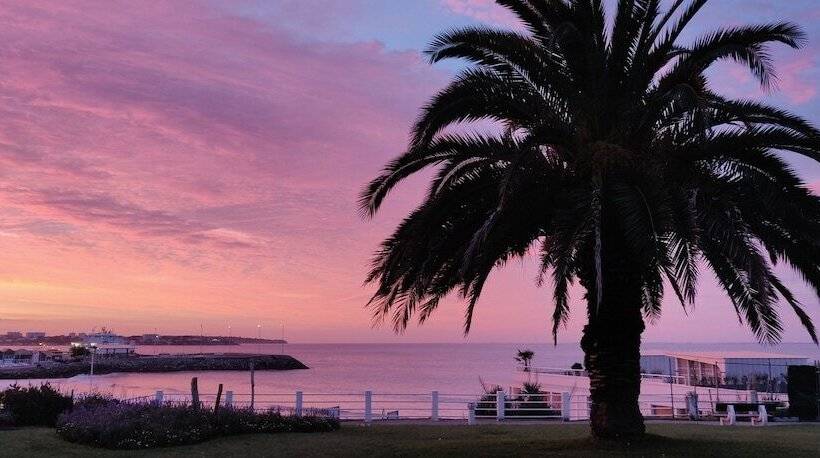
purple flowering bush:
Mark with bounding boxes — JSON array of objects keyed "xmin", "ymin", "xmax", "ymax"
[{"xmin": 56, "ymin": 401, "xmax": 339, "ymax": 449}]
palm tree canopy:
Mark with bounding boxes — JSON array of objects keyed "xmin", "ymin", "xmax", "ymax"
[
  {"xmin": 516, "ymin": 349, "xmax": 535, "ymax": 363},
  {"xmin": 361, "ymin": 0, "xmax": 820, "ymax": 344}
]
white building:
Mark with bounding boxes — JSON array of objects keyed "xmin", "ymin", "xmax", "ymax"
[
  {"xmin": 83, "ymin": 331, "xmax": 127, "ymax": 345},
  {"xmin": 640, "ymin": 351, "xmax": 809, "ymax": 385},
  {"xmin": 25, "ymin": 331, "xmax": 46, "ymax": 339},
  {"xmin": 72, "ymin": 331, "xmax": 135, "ymax": 356}
]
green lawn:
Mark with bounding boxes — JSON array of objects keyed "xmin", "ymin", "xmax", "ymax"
[{"xmin": 3, "ymin": 423, "xmax": 819, "ymax": 457}]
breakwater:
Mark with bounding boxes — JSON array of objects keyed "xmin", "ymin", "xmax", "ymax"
[{"xmin": 0, "ymin": 354, "xmax": 308, "ymax": 379}]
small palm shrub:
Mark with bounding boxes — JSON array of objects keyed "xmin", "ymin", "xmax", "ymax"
[
  {"xmin": 474, "ymin": 382, "xmax": 560, "ymax": 418},
  {"xmin": 56, "ymin": 401, "xmax": 339, "ymax": 449},
  {"xmin": 508, "ymin": 382, "xmax": 559, "ymax": 418},
  {"xmin": 0, "ymin": 384, "xmax": 73, "ymax": 426}
]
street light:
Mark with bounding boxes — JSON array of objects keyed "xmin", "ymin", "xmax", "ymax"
[
  {"xmin": 89, "ymin": 344, "xmax": 98, "ymax": 391},
  {"xmin": 257, "ymin": 324, "xmax": 262, "ymax": 354}
]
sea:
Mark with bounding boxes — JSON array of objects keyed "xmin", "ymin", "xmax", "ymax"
[{"xmin": 2, "ymin": 342, "xmax": 818, "ymax": 400}]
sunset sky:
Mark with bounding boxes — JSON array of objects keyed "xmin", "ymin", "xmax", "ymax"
[{"xmin": 0, "ymin": 0, "xmax": 818, "ymax": 343}]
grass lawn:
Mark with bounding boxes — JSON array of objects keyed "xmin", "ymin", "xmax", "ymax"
[{"xmin": 3, "ymin": 423, "xmax": 819, "ymax": 457}]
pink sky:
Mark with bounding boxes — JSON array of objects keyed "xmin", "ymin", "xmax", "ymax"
[{"xmin": 0, "ymin": 1, "xmax": 818, "ymax": 343}]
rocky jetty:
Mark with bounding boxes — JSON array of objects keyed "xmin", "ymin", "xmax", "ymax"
[{"xmin": 0, "ymin": 354, "xmax": 308, "ymax": 379}]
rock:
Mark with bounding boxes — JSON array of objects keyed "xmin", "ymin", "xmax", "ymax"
[{"xmin": 0, "ymin": 354, "xmax": 308, "ymax": 379}]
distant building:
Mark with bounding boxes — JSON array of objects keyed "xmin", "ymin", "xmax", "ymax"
[
  {"xmin": 72, "ymin": 331, "xmax": 135, "ymax": 356},
  {"xmin": 640, "ymin": 351, "xmax": 809, "ymax": 385},
  {"xmin": 83, "ymin": 331, "xmax": 126, "ymax": 345},
  {"xmin": 25, "ymin": 331, "xmax": 46, "ymax": 339},
  {"xmin": 0, "ymin": 348, "xmax": 64, "ymax": 365},
  {"xmin": 142, "ymin": 333, "xmax": 160, "ymax": 342},
  {"xmin": 5, "ymin": 331, "xmax": 22, "ymax": 338}
]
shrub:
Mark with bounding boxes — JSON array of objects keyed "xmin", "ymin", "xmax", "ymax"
[
  {"xmin": 57, "ymin": 402, "xmax": 339, "ymax": 449},
  {"xmin": 475, "ymin": 384, "xmax": 503, "ymax": 417},
  {"xmin": 70, "ymin": 346, "xmax": 91, "ymax": 357},
  {"xmin": 508, "ymin": 382, "xmax": 559, "ymax": 418},
  {"xmin": 0, "ymin": 410, "xmax": 15, "ymax": 430},
  {"xmin": 73, "ymin": 393, "xmax": 121, "ymax": 410},
  {"xmin": 474, "ymin": 382, "xmax": 560, "ymax": 418},
  {"xmin": 0, "ymin": 384, "xmax": 73, "ymax": 426}
]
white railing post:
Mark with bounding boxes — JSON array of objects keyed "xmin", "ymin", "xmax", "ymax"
[
  {"xmin": 686, "ymin": 392, "xmax": 699, "ymax": 420},
  {"xmin": 756, "ymin": 405, "xmax": 768, "ymax": 425},
  {"xmin": 295, "ymin": 391, "xmax": 303, "ymax": 417},
  {"xmin": 154, "ymin": 390, "xmax": 164, "ymax": 405},
  {"xmin": 467, "ymin": 402, "xmax": 476, "ymax": 425},
  {"xmin": 496, "ymin": 390, "xmax": 505, "ymax": 421},
  {"xmin": 726, "ymin": 405, "xmax": 736, "ymax": 425},
  {"xmin": 364, "ymin": 390, "xmax": 373, "ymax": 424},
  {"xmin": 431, "ymin": 391, "xmax": 439, "ymax": 421},
  {"xmin": 225, "ymin": 391, "xmax": 233, "ymax": 408},
  {"xmin": 561, "ymin": 392, "xmax": 571, "ymax": 421}
]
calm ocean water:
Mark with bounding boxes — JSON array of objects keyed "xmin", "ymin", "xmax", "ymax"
[{"xmin": 2, "ymin": 343, "xmax": 819, "ymax": 399}]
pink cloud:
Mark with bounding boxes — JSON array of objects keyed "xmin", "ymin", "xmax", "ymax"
[
  {"xmin": 0, "ymin": 0, "xmax": 452, "ymax": 339},
  {"xmin": 777, "ymin": 54, "xmax": 817, "ymax": 104},
  {"xmin": 440, "ymin": 0, "xmax": 521, "ymax": 28}
]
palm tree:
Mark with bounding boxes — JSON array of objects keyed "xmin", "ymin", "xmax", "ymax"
[
  {"xmin": 515, "ymin": 348, "xmax": 535, "ymax": 370},
  {"xmin": 360, "ymin": 0, "xmax": 819, "ymax": 438}
]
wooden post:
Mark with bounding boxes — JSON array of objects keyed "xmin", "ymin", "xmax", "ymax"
[
  {"xmin": 155, "ymin": 390, "xmax": 164, "ymax": 405},
  {"xmin": 295, "ymin": 391, "xmax": 303, "ymax": 417},
  {"xmin": 191, "ymin": 377, "xmax": 200, "ymax": 410},
  {"xmin": 214, "ymin": 383, "xmax": 224, "ymax": 414},
  {"xmin": 225, "ymin": 391, "xmax": 233, "ymax": 408},
  {"xmin": 250, "ymin": 360, "xmax": 256, "ymax": 411}
]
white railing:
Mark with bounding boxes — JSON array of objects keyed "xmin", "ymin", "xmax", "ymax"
[
  {"xmin": 99, "ymin": 388, "xmax": 788, "ymax": 424},
  {"xmin": 524, "ymin": 366, "xmax": 687, "ymax": 384}
]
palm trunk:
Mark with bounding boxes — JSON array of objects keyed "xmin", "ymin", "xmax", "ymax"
[
  {"xmin": 580, "ymin": 212, "xmax": 647, "ymax": 439},
  {"xmin": 581, "ymin": 308, "xmax": 645, "ymax": 438}
]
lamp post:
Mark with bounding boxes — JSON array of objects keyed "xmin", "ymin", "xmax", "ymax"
[
  {"xmin": 89, "ymin": 344, "xmax": 97, "ymax": 391},
  {"xmin": 257, "ymin": 324, "xmax": 262, "ymax": 354}
]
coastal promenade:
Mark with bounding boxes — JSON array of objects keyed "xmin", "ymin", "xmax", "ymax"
[{"xmin": 0, "ymin": 354, "xmax": 307, "ymax": 379}]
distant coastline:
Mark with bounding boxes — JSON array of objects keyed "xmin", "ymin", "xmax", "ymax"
[{"xmin": 0, "ymin": 334, "xmax": 286, "ymax": 347}]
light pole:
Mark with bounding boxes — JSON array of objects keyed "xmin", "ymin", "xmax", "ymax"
[
  {"xmin": 280, "ymin": 323, "xmax": 284, "ymax": 355},
  {"xmin": 89, "ymin": 344, "xmax": 97, "ymax": 391},
  {"xmin": 257, "ymin": 324, "xmax": 262, "ymax": 354}
]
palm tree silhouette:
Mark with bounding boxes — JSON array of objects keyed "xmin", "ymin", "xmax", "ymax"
[
  {"xmin": 361, "ymin": 0, "xmax": 819, "ymax": 438},
  {"xmin": 515, "ymin": 348, "xmax": 535, "ymax": 371}
]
